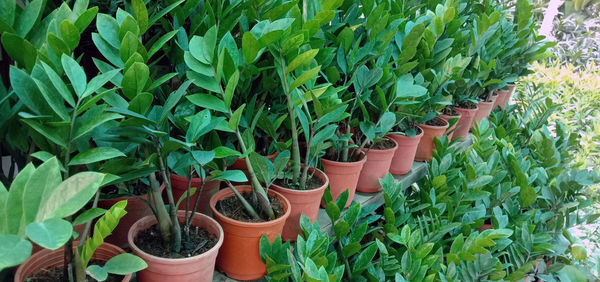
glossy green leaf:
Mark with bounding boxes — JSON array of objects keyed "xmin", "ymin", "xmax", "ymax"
[
  {"xmin": 14, "ymin": 0, "xmax": 44, "ymax": 37},
  {"xmin": 81, "ymin": 200, "xmax": 127, "ymax": 266},
  {"xmin": 159, "ymin": 80, "xmax": 193, "ymax": 123},
  {"xmin": 26, "ymin": 218, "xmax": 72, "ymax": 249},
  {"xmin": 86, "ymin": 265, "xmax": 108, "ymax": 281},
  {"xmin": 1, "ymin": 33, "xmax": 37, "ymax": 72},
  {"xmin": 120, "ymin": 31, "xmax": 138, "ymax": 62},
  {"xmin": 289, "ymin": 65, "xmax": 320, "ymax": 91},
  {"xmin": 121, "ymin": 62, "xmax": 149, "ymax": 99},
  {"xmin": 60, "ymin": 20, "xmax": 81, "ymax": 50},
  {"xmin": 69, "ymin": 147, "xmax": 125, "ymax": 166},
  {"xmin": 0, "ymin": 235, "xmax": 32, "ymax": 271},
  {"xmin": 229, "ymin": 104, "xmax": 246, "ymax": 130},
  {"xmin": 287, "ymin": 49, "xmax": 319, "ymax": 74},
  {"xmin": 148, "ymin": 30, "xmax": 177, "ymax": 58},
  {"xmin": 74, "ymin": 7, "xmax": 99, "ymax": 32},
  {"xmin": 104, "ymin": 253, "xmax": 147, "ymax": 275},
  {"xmin": 131, "ymin": 0, "xmax": 148, "ymax": 33},
  {"xmin": 242, "ymin": 32, "xmax": 259, "ymax": 64},
  {"xmin": 73, "ymin": 208, "xmax": 107, "ymax": 226},
  {"xmin": 61, "ymin": 54, "xmax": 87, "ymax": 97},
  {"xmin": 224, "ymin": 70, "xmax": 239, "ymax": 108}
]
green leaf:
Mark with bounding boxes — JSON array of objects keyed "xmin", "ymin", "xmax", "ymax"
[
  {"xmin": 148, "ymin": 30, "xmax": 177, "ymax": 58},
  {"xmin": 224, "ymin": 70, "xmax": 239, "ymax": 108},
  {"xmin": 242, "ymin": 32, "xmax": 259, "ymax": 64},
  {"xmin": 187, "ymin": 71, "xmax": 220, "ymax": 93},
  {"xmin": 36, "ymin": 172, "xmax": 105, "ymax": 221},
  {"xmin": 333, "ymin": 221, "xmax": 350, "ymax": 238},
  {"xmin": 186, "ymin": 110, "xmax": 211, "ymax": 143},
  {"xmin": 96, "ymin": 14, "xmax": 120, "ymax": 49},
  {"xmin": 61, "ymin": 54, "xmax": 87, "ymax": 97},
  {"xmin": 289, "ymin": 65, "xmax": 320, "ymax": 91},
  {"xmin": 214, "ymin": 146, "xmax": 241, "ymax": 158},
  {"xmin": 82, "ymin": 69, "xmax": 120, "ymax": 99},
  {"xmin": 148, "ymin": 0, "xmax": 184, "ymax": 27},
  {"xmin": 131, "ymin": 0, "xmax": 148, "ymax": 33},
  {"xmin": 104, "ymin": 253, "xmax": 147, "ymax": 275},
  {"xmin": 187, "ymin": 94, "xmax": 227, "ymax": 113},
  {"xmin": 128, "ymin": 92, "xmax": 153, "ymax": 114},
  {"xmin": 86, "ymin": 265, "xmax": 108, "ymax": 281},
  {"xmin": 26, "ymin": 218, "xmax": 72, "ymax": 249},
  {"xmin": 121, "ymin": 62, "xmax": 149, "ymax": 99},
  {"xmin": 60, "ymin": 20, "xmax": 81, "ymax": 50},
  {"xmin": 2, "ymin": 33, "xmax": 37, "ymax": 72},
  {"xmin": 287, "ymin": 49, "xmax": 319, "ymax": 74},
  {"xmin": 32, "ymin": 78, "xmax": 70, "ymax": 120},
  {"xmin": 0, "ymin": 235, "xmax": 32, "ymax": 271},
  {"xmin": 0, "ymin": 0, "xmax": 15, "ymax": 26},
  {"xmin": 176, "ymin": 188, "xmax": 197, "ymax": 210},
  {"xmin": 159, "ymin": 80, "xmax": 193, "ymax": 123},
  {"xmin": 74, "ymin": 7, "xmax": 99, "ymax": 32},
  {"xmin": 15, "ymin": 0, "xmax": 44, "ymax": 37},
  {"xmin": 120, "ymin": 31, "xmax": 138, "ymax": 62},
  {"xmin": 10, "ymin": 67, "xmax": 47, "ymax": 115},
  {"xmin": 69, "ymin": 147, "xmax": 125, "ymax": 166},
  {"xmin": 118, "ymin": 16, "xmax": 139, "ymax": 40},
  {"xmin": 212, "ymin": 170, "xmax": 247, "ymax": 182},
  {"xmin": 353, "ymin": 243, "xmax": 378, "ymax": 273},
  {"xmin": 73, "ymin": 208, "xmax": 107, "ymax": 226},
  {"xmin": 184, "ymin": 51, "xmax": 214, "ymax": 77},
  {"xmin": 229, "ymin": 104, "xmax": 246, "ymax": 130},
  {"xmin": 48, "ymin": 32, "xmax": 70, "ymax": 55},
  {"xmin": 467, "ymin": 176, "xmax": 493, "ymax": 189}
]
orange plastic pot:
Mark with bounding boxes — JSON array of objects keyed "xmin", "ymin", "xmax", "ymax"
[
  {"xmin": 98, "ymin": 184, "xmax": 164, "ymax": 248},
  {"xmin": 473, "ymin": 100, "xmax": 494, "ymax": 126},
  {"xmin": 15, "ymin": 243, "xmax": 131, "ymax": 282},
  {"xmin": 452, "ymin": 106, "xmax": 478, "ymax": 141},
  {"xmin": 271, "ymin": 167, "xmax": 328, "ymax": 241},
  {"xmin": 210, "ymin": 185, "xmax": 290, "ymax": 280},
  {"xmin": 439, "ymin": 112, "xmax": 461, "ymax": 140},
  {"xmin": 128, "ymin": 211, "xmax": 223, "ymax": 282},
  {"xmin": 415, "ymin": 118, "xmax": 449, "ymax": 162},
  {"xmin": 494, "ymin": 84, "xmax": 514, "ymax": 110},
  {"xmin": 387, "ymin": 127, "xmax": 424, "ymax": 175},
  {"xmin": 356, "ymin": 138, "xmax": 398, "ymax": 193},
  {"xmin": 320, "ymin": 151, "xmax": 367, "ymax": 208},
  {"xmin": 169, "ymin": 174, "xmax": 220, "ymax": 216}
]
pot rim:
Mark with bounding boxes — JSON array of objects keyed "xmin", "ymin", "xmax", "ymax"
[
  {"xmin": 418, "ymin": 117, "xmax": 449, "ymax": 130},
  {"xmin": 453, "ymin": 105, "xmax": 479, "ymax": 112},
  {"xmin": 386, "ymin": 125, "xmax": 425, "ymax": 140},
  {"xmin": 478, "ymin": 100, "xmax": 494, "ymax": 105},
  {"xmin": 127, "ymin": 211, "xmax": 224, "ymax": 264},
  {"xmin": 321, "ymin": 150, "xmax": 367, "ymax": 165},
  {"xmin": 15, "ymin": 242, "xmax": 132, "ymax": 282},
  {"xmin": 361, "ymin": 136, "xmax": 398, "ymax": 153},
  {"xmin": 440, "ymin": 111, "xmax": 462, "ymax": 118},
  {"xmin": 270, "ymin": 167, "xmax": 329, "ymax": 194},
  {"xmin": 209, "ymin": 185, "xmax": 291, "ymax": 228}
]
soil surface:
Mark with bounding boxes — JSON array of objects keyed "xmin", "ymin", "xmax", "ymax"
[
  {"xmin": 425, "ymin": 118, "xmax": 446, "ymax": 126},
  {"xmin": 101, "ymin": 183, "xmax": 147, "ymax": 197},
  {"xmin": 442, "ymin": 107, "xmax": 460, "ymax": 116},
  {"xmin": 134, "ymin": 223, "xmax": 217, "ymax": 258},
  {"xmin": 371, "ymin": 139, "xmax": 396, "ymax": 150},
  {"xmin": 27, "ymin": 261, "xmax": 123, "ymax": 282},
  {"xmin": 216, "ymin": 192, "xmax": 284, "ymax": 222},
  {"xmin": 274, "ymin": 175, "xmax": 324, "ymax": 190},
  {"xmin": 457, "ymin": 101, "xmax": 477, "ymax": 109}
]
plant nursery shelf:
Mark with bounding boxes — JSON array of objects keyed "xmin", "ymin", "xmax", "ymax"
[{"xmin": 212, "ymin": 135, "xmax": 472, "ymax": 282}]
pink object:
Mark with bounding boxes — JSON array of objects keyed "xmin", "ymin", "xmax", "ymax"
[
  {"xmin": 271, "ymin": 167, "xmax": 328, "ymax": 241},
  {"xmin": 128, "ymin": 211, "xmax": 223, "ymax": 282},
  {"xmin": 387, "ymin": 127, "xmax": 424, "ymax": 175},
  {"xmin": 356, "ymin": 138, "xmax": 398, "ymax": 193}
]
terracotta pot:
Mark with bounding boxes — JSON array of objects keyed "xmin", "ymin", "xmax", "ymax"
[
  {"xmin": 98, "ymin": 184, "xmax": 165, "ymax": 248},
  {"xmin": 439, "ymin": 112, "xmax": 461, "ymax": 140},
  {"xmin": 320, "ymin": 151, "xmax": 367, "ymax": 208},
  {"xmin": 452, "ymin": 106, "xmax": 478, "ymax": 141},
  {"xmin": 128, "ymin": 211, "xmax": 223, "ymax": 282},
  {"xmin": 356, "ymin": 138, "xmax": 398, "ymax": 193},
  {"xmin": 473, "ymin": 100, "xmax": 494, "ymax": 126},
  {"xmin": 387, "ymin": 127, "xmax": 424, "ymax": 175},
  {"xmin": 15, "ymin": 242, "xmax": 131, "ymax": 282},
  {"xmin": 230, "ymin": 152, "xmax": 279, "ymax": 184},
  {"xmin": 169, "ymin": 174, "xmax": 220, "ymax": 216},
  {"xmin": 210, "ymin": 185, "xmax": 290, "ymax": 280},
  {"xmin": 494, "ymin": 85, "xmax": 514, "ymax": 110},
  {"xmin": 271, "ymin": 167, "xmax": 328, "ymax": 242},
  {"xmin": 415, "ymin": 118, "xmax": 449, "ymax": 162}
]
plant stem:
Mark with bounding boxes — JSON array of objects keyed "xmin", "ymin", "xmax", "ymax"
[
  {"xmin": 225, "ymin": 181, "xmax": 261, "ymax": 220},
  {"xmin": 155, "ymin": 141, "xmax": 181, "ymax": 253},
  {"xmin": 148, "ymin": 172, "xmax": 173, "ymax": 244},
  {"xmin": 279, "ymin": 53, "xmax": 302, "ymax": 184},
  {"xmin": 184, "ymin": 165, "xmax": 193, "ymax": 242},
  {"xmin": 63, "ymin": 98, "xmax": 81, "ymax": 281}
]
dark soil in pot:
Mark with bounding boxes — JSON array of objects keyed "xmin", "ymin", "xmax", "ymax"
[
  {"xmin": 134, "ymin": 223, "xmax": 217, "ymax": 259},
  {"xmin": 442, "ymin": 107, "xmax": 460, "ymax": 116},
  {"xmin": 371, "ymin": 138, "xmax": 396, "ymax": 150},
  {"xmin": 457, "ymin": 101, "xmax": 478, "ymax": 109},
  {"xmin": 273, "ymin": 175, "xmax": 324, "ymax": 190},
  {"xmin": 27, "ymin": 261, "xmax": 123, "ymax": 282},
  {"xmin": 425, "ymin": 117, "xmax": 447, "ymax": 127},
  {"xmin": 215, "ymin": 192, "xmax": 284, "ymax": 222}
]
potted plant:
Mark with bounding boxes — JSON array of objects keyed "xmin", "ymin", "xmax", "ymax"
[
  {"xmin": 182, "ymin": 20, "xmax": 294, "ymax": 278},
  {"xmin": 0, "ymin": 157, "xmax": 146, "ymax": 281}
]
